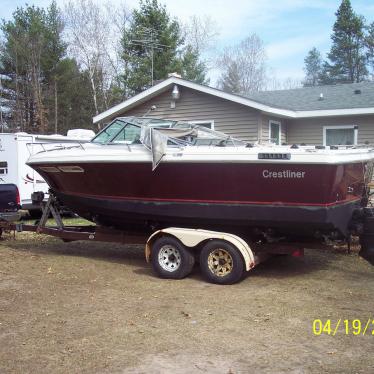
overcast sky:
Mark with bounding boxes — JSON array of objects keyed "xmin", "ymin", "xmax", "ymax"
[{"xmin": 1, "ymin": 0, "xmax": 374, "ymax": 85}]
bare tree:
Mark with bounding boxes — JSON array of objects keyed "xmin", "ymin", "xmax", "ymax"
[
  {"xmin": 179, "ymin": 15, "xmax": 218, "ymax": 82},
  {"xmin": 265, "ymin": 68, "xmax": 302, "ymax": 91},
  {"xmin": 217, "ymin": 34, "xmax": 267, "ymax": 94},
  {"xmin": 64, "ymin": 0, "xmax": 124, "ymax": 116},
  {"xmin": 182, "ymin": 15, "xmax": 218, "ymax": 55},
  {"xmin": 103, "ymin": 1, "xmax": 130, "ymax": 101},
  {"xmin": 281, "ymin": 77, "xmax": 302, "ymax": 90}
]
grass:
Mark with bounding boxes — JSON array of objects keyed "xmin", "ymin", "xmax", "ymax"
[{"xmin": 19, "ymin": 215, "xmax": 93, "ymax": 227}]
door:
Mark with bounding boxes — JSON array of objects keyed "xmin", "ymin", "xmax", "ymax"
[{"xmin": 269, "ymin": 121, "xmax": 281, "ymax": 145}]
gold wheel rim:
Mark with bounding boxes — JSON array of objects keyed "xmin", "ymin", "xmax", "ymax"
[{"xmin": 207, "ymin": 249, "xmax": 233, "ymax": 277}]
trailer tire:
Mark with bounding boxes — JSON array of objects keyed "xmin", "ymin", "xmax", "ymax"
[
  {"xmin": 200, "ymin": 240, "xmax": 245, "ymax": 285},
  {"xmin": 28, "ymin": 209, "xmax": 42, "ymax": 219},
  {"xmin": 151, "ymin": 236, "xmax": 195, "ymax": 279},
  {"xmin": 364, "ymin": 216, "xmax": 374, "ymax": 233}
]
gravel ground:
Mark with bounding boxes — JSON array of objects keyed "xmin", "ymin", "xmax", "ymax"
[{"xmin": 0, "ymin": 231, "xmax": 373, "ymax": 374}]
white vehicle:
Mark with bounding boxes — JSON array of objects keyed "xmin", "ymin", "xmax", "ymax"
[{"xmin": 0, "ymin": 130, "xmax": 95, "ymax": 214}]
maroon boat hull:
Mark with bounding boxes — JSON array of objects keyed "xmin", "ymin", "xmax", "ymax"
[{"xmin": 31, "ymin": 161, "xmax": 370, "ymax": 237}]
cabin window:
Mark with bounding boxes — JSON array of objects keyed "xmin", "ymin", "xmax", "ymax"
[
  {"xmin": 189, "ymin": 120, "xmax": 214, "ymax": 130},
  {"xmin": 323, "ymin": 125, "xmax": 358, "ymax": 146},
  {"xmin": 269, "ymin": 120, "xmax": 281, "ymax": 145},
  {"xmin": 92, "ymin": 120, "xmax": 124, "ymax": 143},
  {"xmin": 0, "ymin": 161, "xmax": 8, "ymax": 175},
  {"xmin": 112, "ymin": 124, "xmax": 141, "ymax": 144}
]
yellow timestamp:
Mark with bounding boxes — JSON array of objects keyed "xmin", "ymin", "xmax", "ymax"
[{"xmin": 312, "ymin": 319, "xmax": 374, "ymax": 336}]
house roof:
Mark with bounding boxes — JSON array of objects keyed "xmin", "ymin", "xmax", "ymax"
[
  {"xmin": 246, "ymin": 81, "xmax": 374, "ymax": 111},
  {"xmin": 93, "ymin": 77, "xmax": 374, "ymax": 124}
]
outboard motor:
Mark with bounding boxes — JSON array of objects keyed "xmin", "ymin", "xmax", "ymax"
[{"xmin": 359, "ymin": 208, "xmax": 374, "ymax": 266}]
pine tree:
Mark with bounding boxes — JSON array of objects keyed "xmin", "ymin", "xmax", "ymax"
[
  {"xmin": 120, "ymin": 0, "xmax": 207, "ymax": 96},
  {"xmin": 54, "ymin": 58, "xmax": 95, "ymax": 134},
  {"xmin": 322, "ymin": 0, "xmax": 367, "ymax": 83},
  {"xmin": 1, "ymin": 5, "xmax": 50, "ymax": 132},
  {"xmin": 219, "ymin": 62, "xmax": 242, "ymax": 94},
  {"xmin": 44, "ymin": 1, "xmax": 67, "ymax": 133},
  {"xmin": 178, "ymin": 45, "xmax": 208, "ymax": 85},
  {"xmin": 1, "ymin": 4, "xmax": 68, "ymax": 132},
  {"xmin": 366, "ymin": 22, "xmax": 374, "ymax": 77},
  {"xmin": 303, "ymin": 47, "xmax": 323, "ymax": 86},
  {"xmin": 121, "ymin": 0, "xmax": 181, "ymax": 96},
  {"xmin": 0, "ymin": 3, "xmax": 95, "ymax": 134}
]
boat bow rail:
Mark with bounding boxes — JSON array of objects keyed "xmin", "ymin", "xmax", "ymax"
[{"xmin": 26, "ymin": 142, "xmax": 86, "ymax": 156}]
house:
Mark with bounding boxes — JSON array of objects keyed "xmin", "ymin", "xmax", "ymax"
[{"xmin": 93, "ymin": 77, "xmax": 374, "ymax": 146}]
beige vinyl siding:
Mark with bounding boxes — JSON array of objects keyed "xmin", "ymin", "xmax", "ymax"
[
  {"xmin": 287, "ymin": 115, "xmax": 374, "ymax": 145},
  {"xmin": 123, "ymin": 87, "xmax": 261, "ymax": 142},
  {"xmin": 260, "ymin": 114, "xmax": 287, "ymax": 144}
]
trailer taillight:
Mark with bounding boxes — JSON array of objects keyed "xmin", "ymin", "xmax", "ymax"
[{"xmin": 16, "ymin": 187, "xmax": 20, "ymax": 206}]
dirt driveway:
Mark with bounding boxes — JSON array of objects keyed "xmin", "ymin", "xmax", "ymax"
[{"xmin": 0, "ymin": 232, "xmax": 373, "ymax": 374}]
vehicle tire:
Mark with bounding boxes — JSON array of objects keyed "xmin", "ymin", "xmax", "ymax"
[
  {"xmin": 359, "ymin": 247, "xmax": 374, "ymax": 265},
  {"xmin": 151, "ymin": 236, "xmax": 195, "ymax": 279},
  {"xmin": 364, "ymin": 216, "xmax": 374, "ymax": 233},
  {"xmin": 28, "ymin": 209, "xmax": 42, "ymax": 219},
  {"xmin": 200, "ymin": 240, "xmax": 245, "ymax": 285}
]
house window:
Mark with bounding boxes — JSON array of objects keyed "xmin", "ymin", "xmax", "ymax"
[
  {"xmin": 269, "ymin": 120, "xmax": 281, "ymax": 145},
  {"xmin": 189, "ymin": 121, "xmax": 214, "ymax": 130},
  {"xmin": 323, "ymin": 125, "xmax": 358, "ymax": 146}
]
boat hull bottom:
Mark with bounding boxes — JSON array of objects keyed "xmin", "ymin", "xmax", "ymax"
[{"xmin": 54, "ymin": 191, "xmax": 359, "ymax": 239}]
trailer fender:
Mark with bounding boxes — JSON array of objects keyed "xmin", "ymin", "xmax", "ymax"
[{"xmin": 145, "ymin": 228, "xmax": 256, "ymax": 271}]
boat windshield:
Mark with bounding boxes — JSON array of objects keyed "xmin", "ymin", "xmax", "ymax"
[
  {"xmin": 92, "ymin": 117, "xmax": 246, "ymax": 148},
  {"xmin": 91, "ymin": 116, "xmax": 247, "ymax": 170},
  {"xmin": 92, "ymin": 120, "xmax": 126, "ymax": 144},
  {"xmin": 91, "ymin": 118, "xmax": 180, "ymax": 144}
]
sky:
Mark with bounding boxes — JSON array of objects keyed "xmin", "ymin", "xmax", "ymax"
[{"xmin": 1, "ymin": 0, "xmax": 374, "ymax": 85}]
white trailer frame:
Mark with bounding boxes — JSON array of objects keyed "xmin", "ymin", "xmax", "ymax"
[{"xmin": 0, "ymin": 132, "xmax": 93, "ymax": 211}]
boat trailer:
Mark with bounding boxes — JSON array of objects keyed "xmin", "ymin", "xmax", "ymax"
[{"xmin": 1, "ymin": 193, "xmax": 373, "ymax": 284}]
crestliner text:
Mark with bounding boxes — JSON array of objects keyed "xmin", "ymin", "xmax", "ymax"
[{"xmin": 262, "ymin": 170, "xmax": 306, "ymax": 178}]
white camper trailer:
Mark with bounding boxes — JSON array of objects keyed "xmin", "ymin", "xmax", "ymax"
[{"xmin": 0, "ymin": 130, "xmax": 94, "ymax": 213}]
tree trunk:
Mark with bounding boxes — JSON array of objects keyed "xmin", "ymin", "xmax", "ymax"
[
  {"xmin": 15, "ymin": 51, "xmax": 21, "ymax": 131},
  {"xmin": 89, "ymin": 70, "xmax": 99, "ymax": 116},
  {"xmin": 54, "ymin": 78, "xmax": 58, "ymax": 133}
]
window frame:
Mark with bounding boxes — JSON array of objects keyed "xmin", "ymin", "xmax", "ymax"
[
  {"xmin": 269, "ymin": 120, "xmax": 281, "ymax": 145},
  {"xmin": 323, "ymin": 125, "xmax": 358, "ymax": 146},
  {"xmin": 189, "ymin": 120, "xmax": 215, "ymax": 130}
]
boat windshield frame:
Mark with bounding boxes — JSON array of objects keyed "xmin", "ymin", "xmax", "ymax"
[
  {"xmin": 91, "ymin": 117, "xmax": 184, "ymax": 145},
  {"xmin": 92, "ymin": 118, "xmax": 134, "ymax": 144},
  {"xmin": 91, "ymin": 116, "xmax": 246, "ymax": 148}
]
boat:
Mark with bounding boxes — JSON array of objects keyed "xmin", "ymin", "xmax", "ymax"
[{"xmin": 27, "ymin": 116, "xmax": 374, "ymax": 244}]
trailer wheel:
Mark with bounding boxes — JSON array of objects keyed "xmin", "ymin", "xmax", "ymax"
[
  {"xmin": 151, "ymin": 236, "xmax": 195, "ymax": 279},
  {"xmin": 200, "ymin": 240, "xmax": 245, "ymax": 284}
]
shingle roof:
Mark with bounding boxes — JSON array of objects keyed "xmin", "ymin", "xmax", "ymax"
[{"xmin": 246, "ymin": 81, "xmax": 374, "ymax": 111}]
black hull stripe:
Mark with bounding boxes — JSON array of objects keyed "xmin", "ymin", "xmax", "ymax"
[{"xmin": 55, "ymin": 191, "xmax": 359, "ymax": 236}]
